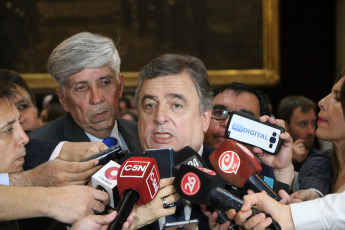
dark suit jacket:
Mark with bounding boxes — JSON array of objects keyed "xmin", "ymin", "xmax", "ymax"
[
  {"xmin": 140, "ymin": 144, "xmax": 215, "ymax": 230},
  {"xmin": 298, "ymin": 150, "xmax": 333, "ymax": 196},
  {"xmin": 21, "ymin": 113, "xmax": 142, "ymax": 230},
  {"xmin": 25, "ymin": 113, "xmax": 142, "ymax": 170}
]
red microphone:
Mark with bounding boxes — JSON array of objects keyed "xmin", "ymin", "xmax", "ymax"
[
  {"xmin": 107, "ymin": 156, "xmax": 160, "ymax": 230},
  {"xmin": 173, "ymin": 164, "xmax": 281, "ymax": 230},
  {"xmin": 209, "ymin": 139, "xmax": 280, "ymax": 200}
]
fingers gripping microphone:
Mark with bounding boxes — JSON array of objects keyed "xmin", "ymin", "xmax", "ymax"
[
  {"xmin": 209, "ymin": 139, "xmax": 280, "ymax": 200},
  {"xmin": 173, "ymin": 165, "xmax": 281, "ymax": 230},
  {"xmin": 107, "ymin": 157, "xmax": 160, "ymax": 230},
  {"xmin": 81, "ymin": 145, "xmax": 128, "ymax": 165}
]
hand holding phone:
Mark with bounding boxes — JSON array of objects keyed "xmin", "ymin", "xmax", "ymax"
[{"xmin": 225, "ymin": 111, "xmax": 285, "ymax": 155}]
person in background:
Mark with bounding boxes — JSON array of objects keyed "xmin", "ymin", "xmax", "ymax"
[
  {"xmin": 120, "ymin": 110, "xmax": 139, "ymax": 122},
  {"xmin": 0, "ymin": 69, "xmax": 41, "ymax": 133},
  {"xmin": 234, "ymin": 70, "xmax": 345, "ymax": 229},
  {"xmin": 204, "ymin": 82, "xmax": 293, "ymax": 185},
  {"xmin": 277, "ymin": 95, "xmax": 322, "ymax": 171},
  {"xmin": 39, "ymin": 94, "xmax": 66, "ymax": 126}
]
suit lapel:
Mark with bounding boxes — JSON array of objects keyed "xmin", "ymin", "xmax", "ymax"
[
  {"xmin": 117, "ymin": 118, "xmax": 142, "ymax": 153},
  {"xmin": 63, "ymin": 113, "xmax": 90, "ymax": 142}
]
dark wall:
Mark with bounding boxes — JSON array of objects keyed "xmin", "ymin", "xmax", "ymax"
[{"xmin": 260, "ymin": 0, "xmax": 336, "ymax": 115}]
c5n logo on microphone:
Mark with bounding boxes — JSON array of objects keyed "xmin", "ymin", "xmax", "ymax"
[
  {"xmin": 218, "ymin": 151, "xmax": 240, "ymax": 174},
  {"xmin": 105, "ymin": 166, "xmax": 120, "ymax": 180},
  {"xmin": 181, "ymin": 172, "xmax": 201, "ymax": 196},
  {"xmin": 120, "ymin": 161, "xmax": 150, "ymax": 177},
  {"xmin": 146, "ymin": 165, "xmax": 160, "ymax": 199}
]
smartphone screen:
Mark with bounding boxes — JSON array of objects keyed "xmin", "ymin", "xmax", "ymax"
[{"xmin": 225, "ymin": 111, "xmax": 285, "ymax": 155}]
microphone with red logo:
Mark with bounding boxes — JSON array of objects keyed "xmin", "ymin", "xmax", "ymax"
[
  {"xmin": 92, "ymin": 160, "xmax": 121, "ymax": 208},
  {"xmin": 174, "ymin": 146, "xmax": 231, "ymax": 225},
  {"xmin": 107, "ymin": 156, "xmax": 160, "ymax": 230},
  {"xmin": 209, "ymin": 139, "xmax": 280, "ymax": 200},
  {"xmin": 173, "ymin": 164, "xmax": 281, "ymax": 230}
]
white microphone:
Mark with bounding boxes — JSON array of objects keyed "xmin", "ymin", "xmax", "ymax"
[{"xmin": 92, "ymin": 160, "xmax": 121, "ymax": 208}]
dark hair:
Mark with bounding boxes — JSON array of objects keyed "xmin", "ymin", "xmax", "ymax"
[
  {"xmin": 135, "ymin": 54, "xmax": 212, "ymax": 114},
  {"xmin": 0, "ymin": 69, "xmax": 36, "ymax": 106},
  {"xmin": 46, "ymin": 103, "xmax": 66, "ymax": 122},
  {"xmin": 0, "ymin": 82, "xmax": 15, "ymax": 107},
  {"xmin": 277, "ymin": 95, "xmax": 316, "ymax": 123},
  {"xmin": 332, "ymin": 70, "xmax": 345, "ymax": 183},
  {"xmin": 212, "ymin": 82, "xmax": 270, "ymax": 116}
]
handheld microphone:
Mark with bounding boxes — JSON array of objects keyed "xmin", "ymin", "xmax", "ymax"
[
  {"xmin": 81, "ymin": 145, "xmax": 128, "ymax": 165},
  {"xmin": 209, "ymin": 139, "xmax": 280, "ymax": 200},
  {"xmin": 174, "ymin": 146, "xmax": 207, "ymax": 168},
  {"xmin": 173, "ymin": 164, "xmax": 281, "ymax": 230},
  {"xmin": 91, "ymin": 160, "xmax": 121, "ymax": 208},
  {"xmin": 107, "ymin": 157, "xmax": 160, "ymax": 230},
  {"xmin": 174, "ymin": 146, "xmax": 231, "ymax": 224}
]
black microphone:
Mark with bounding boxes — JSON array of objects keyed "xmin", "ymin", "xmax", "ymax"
[
  {"xmin": 107, "ymin": 156, "xmax": 160, "ymax": 230},
  {"xmin": 174, "ymin": 146, "xmax": 207, "ymax": 168},
  {"xmin": 174, "ymin": 146, "xmax": 230, "ymax": 225},
  {"xmin": 173, "ymin": 164, "xmax": 281, "ymax": 230},
  {"xmin": 81, "ymin": 145, "xmax": 128, "ymax": 165}
]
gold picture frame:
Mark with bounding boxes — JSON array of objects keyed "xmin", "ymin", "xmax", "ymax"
[{"xmin": 22, "ymin": 0, "xmax": 279, "ymax": 89}]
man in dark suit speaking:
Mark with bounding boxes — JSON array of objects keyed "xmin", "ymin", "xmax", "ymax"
[{"xmin": 26, "ymin": 32, "xmax": 142, "ymax": 169}]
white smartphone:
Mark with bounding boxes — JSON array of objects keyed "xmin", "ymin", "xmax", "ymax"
[
  {"xmin": 162, "ymin": 219, "xmax": 199, "ymax": 230},
  {"xmin": 225, "ymin": 111, "xmax": 285, "ymax": 155}
]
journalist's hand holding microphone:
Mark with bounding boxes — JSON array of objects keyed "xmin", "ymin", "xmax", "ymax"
[{"xmin": 130, "ymin": 177, "xmax": 180, "ymax": 230}]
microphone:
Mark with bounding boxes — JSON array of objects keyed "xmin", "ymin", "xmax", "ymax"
[
  {"xmin": 209, "ymin": 139, "xmax": 280, "ymax": 200},
  {"xmin": 107, "ymin": 156, "xmax": 160, "ymax": 230},
  {"xmin": 174, "ymin": 146, "xmax": 207, "ymax": 168},
  {"xmin": 81, "ymin": 145, "xmax": 128, "ymax": 165},
  {"xmin": 173, "ymin": 164, "xmax": 281, "ymax": 230},
  {"xmin": 174, "ymin": 146, "xmax": 231, "ymax": 224},
  {"xmin": 91, "ymin": 160, "xmax": 121, "ymax": 208}
]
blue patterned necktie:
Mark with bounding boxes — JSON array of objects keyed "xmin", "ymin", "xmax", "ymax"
[
  {"xmin": 102, "ymin": 137, "xmax": 118, "ymax": 147},
  {"xmin": 166, "ymin": 199, "xmax": 185, "ymax": 223}
]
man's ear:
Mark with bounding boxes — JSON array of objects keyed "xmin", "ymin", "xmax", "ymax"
[
  {"xmin": 202, "ymin": 108, "xmax": 212, "ymax": 132},
  {"xmin": 55, "ymin": 88, "xmax": 70, "ymax": 112},
  {"xmin": 118, "ymin": 74, "xmax": 124, "ymax": 98}
]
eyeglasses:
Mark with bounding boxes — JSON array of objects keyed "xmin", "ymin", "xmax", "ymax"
[{"xmin": 211, "ymin": 109, "xmax": 231, "ymax": 121}]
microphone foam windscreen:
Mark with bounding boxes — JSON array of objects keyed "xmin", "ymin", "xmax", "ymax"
[
  {"xmin": 173, "ymin": 164, "xmax": 226, "ymax": 206},
  {"xmin": 174, "ymin": 146, "xmax": 207, "ymax": 168},
  {"xmin": 117, "ymin": 157, "xmax": 160, "ymax": 205},
  {"xmin": 209, "ymin": 139, "xmax": 262, "ymax": 188}
]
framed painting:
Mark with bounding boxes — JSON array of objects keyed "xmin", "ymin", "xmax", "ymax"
[{"xmin": 20, "ymin": 0, "xmax": 279, "ymax": 89}]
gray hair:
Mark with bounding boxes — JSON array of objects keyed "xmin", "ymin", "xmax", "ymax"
[
  {"xmin": 135, "ymin": 54, "xmax": 212, "ymax": 114},
  {"xmin": 47, "ymin": 32, "xmax": 120, "ymax": 91}
]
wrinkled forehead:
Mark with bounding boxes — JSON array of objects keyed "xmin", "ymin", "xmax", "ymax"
[{"xmin": 140, "ymin": 74, "xmax": 198, "ymax": 100}]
